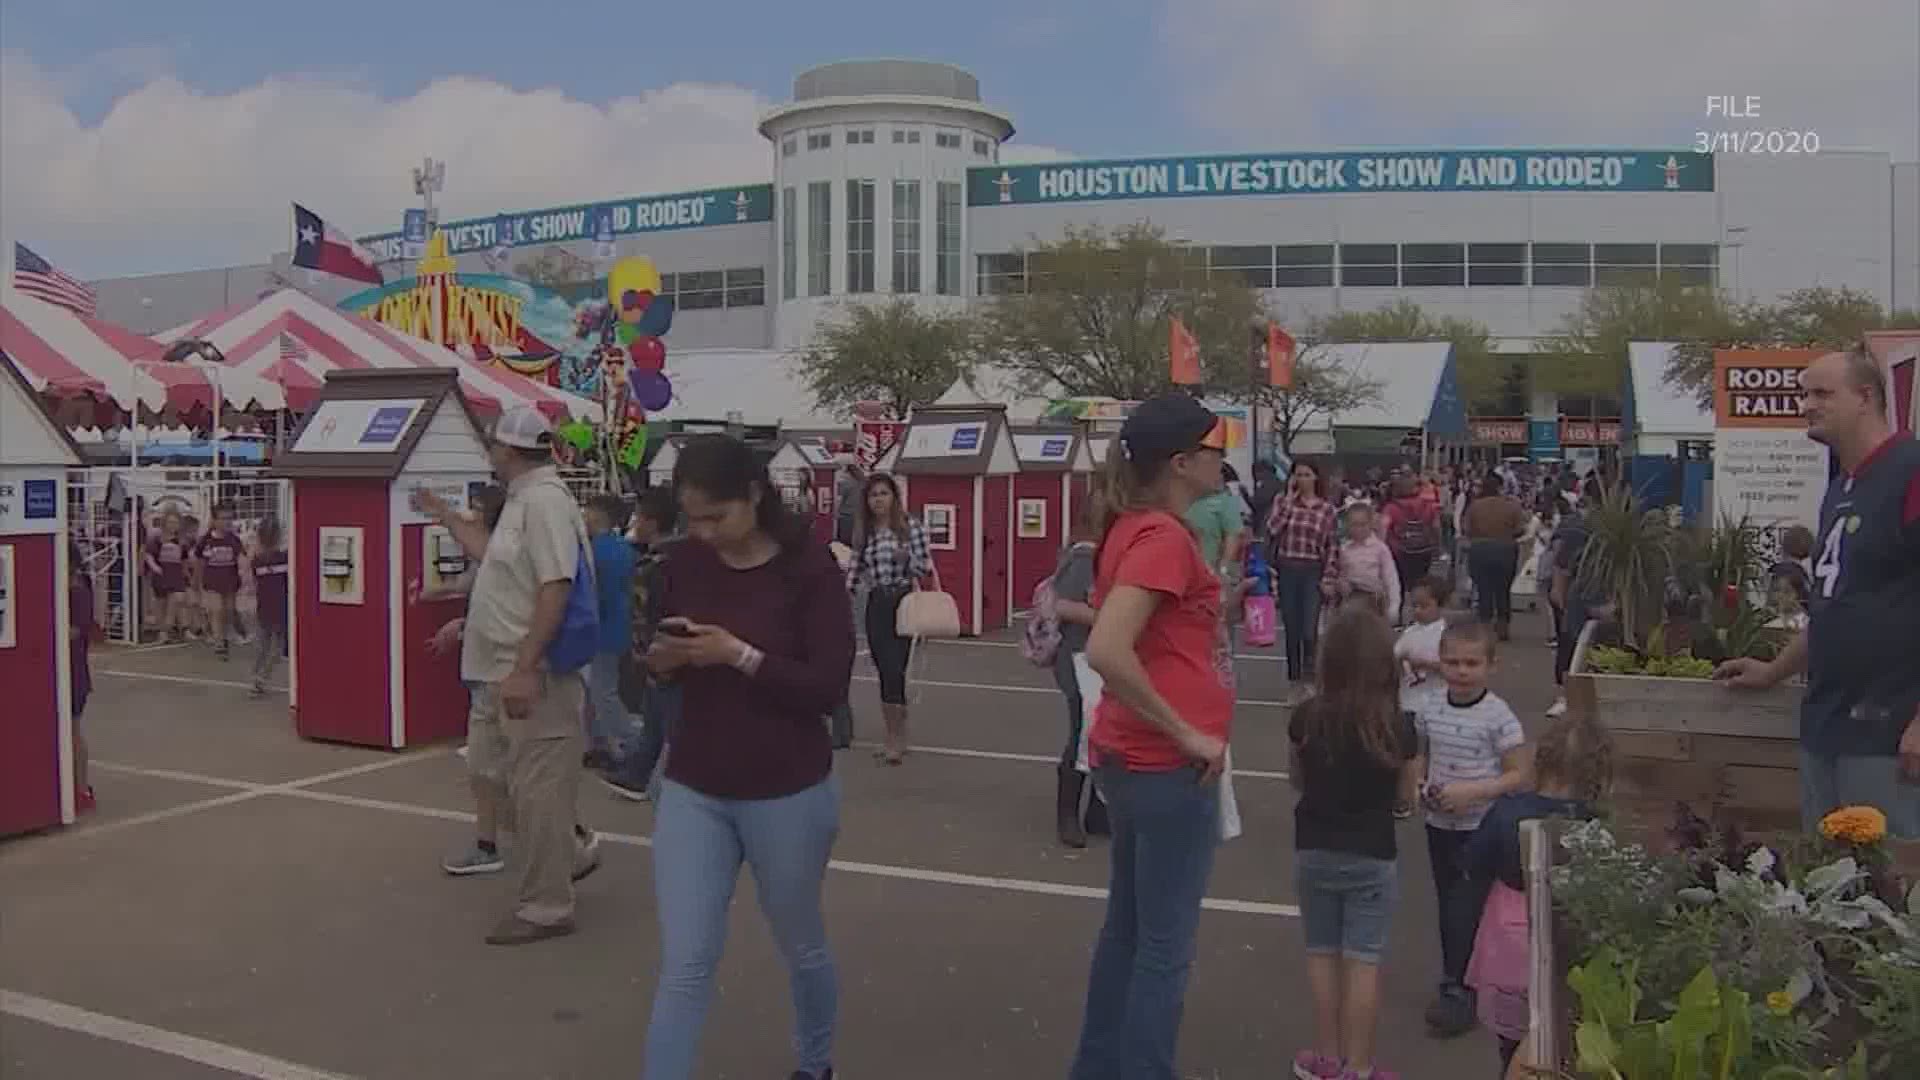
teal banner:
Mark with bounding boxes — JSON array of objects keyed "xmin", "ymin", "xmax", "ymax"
[
  {"xmin": 361, "ymin": 184, "xmax": 774, "ymax": 262},
  {"xmin": 969, "ymin": 150, "xmax": 1712, "ymax": 207}
]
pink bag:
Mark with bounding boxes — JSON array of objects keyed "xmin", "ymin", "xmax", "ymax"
[{"xmin": 1242, "ymin": 593, "xmax": 1278, "ymax": 647}]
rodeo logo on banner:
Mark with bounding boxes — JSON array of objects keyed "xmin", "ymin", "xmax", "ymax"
[{"xmin": 361, "ymin": 185, "xmax": 775, "ymax": 262}]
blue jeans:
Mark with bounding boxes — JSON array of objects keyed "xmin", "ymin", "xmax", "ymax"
[
  {"xmin": 644, "ymin": 774, "xmax": 841, "ymax": 1080},
  {"xmin": 1054, "ymin": 649, "xmax": 1084, "ymax": 768},
  {"xmin": 1295, "ymin": 849, "xmax": 1398, "ymax": 963},
  {"xmin": 1801, "ymin": 750, "xmax": 1920, "ymax": 839},
  {"xmin": 1274, "ymin": 559, "xmax": 1323, "ymax": 681},
  {"xmin": 608, "ymin": 682, "xmax": 677, "ymax": 796},
  {"xmin": 585, "ymin": 651, "xmax": 636, "ymax": 750},
  {"xmin": 1070, "ymin": 762, "xmax": 1220, "ymax": 1080}
]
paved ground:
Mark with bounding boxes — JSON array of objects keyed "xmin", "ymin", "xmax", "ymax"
[{"xmin": 1, "ymin": 596, "xmax": 1561, "ymax": 1080}]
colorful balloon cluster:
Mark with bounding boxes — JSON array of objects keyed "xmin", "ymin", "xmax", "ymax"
[{"xmin": 605, "ymin": 256, "xmax": 674, "ymax": 412}]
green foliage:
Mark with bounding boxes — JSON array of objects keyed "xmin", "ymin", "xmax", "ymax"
[
  {"xmin": 1854, "ymin": 947, "xmax": 1920, "ymax": 1074},
  {"xmin": 1574, "ymin": 488, "xmax": 1674, "ymax": 646},
  {"xmin": 1570, "ymin": 949, "xmax": 1752, "ymax": 1080},
  {"xmin": 1305, "ymin": 299, "xmax": 1508, "ymax": 408},
  {"xmin": 798, "ymin": 298, "xmax": 977, "ymax": 420},
  {"xmin": 1661, "ymin": 287, "xmax": 1920, "ymax": 411},
  {"xmin": 1583, "ymin": 644, "xmax": 1716, "ymax": 679}
]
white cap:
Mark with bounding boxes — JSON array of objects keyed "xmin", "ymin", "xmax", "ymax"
[{"xmin": 490, "ymin": 404, "xmax": 553, "ymax": 450}]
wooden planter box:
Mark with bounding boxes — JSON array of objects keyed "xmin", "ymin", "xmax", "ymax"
[{"xmin": 1565, "ymin": 622, "xmax": 1806, "ymax": 830}]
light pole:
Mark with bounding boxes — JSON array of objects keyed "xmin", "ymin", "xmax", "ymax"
[
  {"xmin": 411, "ymin": 157, "xmax": 446, "ymax": 275},
  {"xmin": 1724, "ymin": 224, "xmax": 1748, "ymax": 298}
]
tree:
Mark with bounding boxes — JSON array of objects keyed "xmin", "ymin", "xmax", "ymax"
[
  {"xmin": 1663, "ymin": 286, "xmax": 1920, "ymax": 406},
  {"xmin": 1542, "ymin": 276, "xmax": 1740, "ymax": 406},
  {"xmin": 797, "ymin": 298, "xmax": 976, "ymax": 420},
  {"xmin": 1309, "ymin": 299, "xmax": 1509, "ymax": 410},
  {"xmin": 973, "ymin": 224, "xmax": 1265, "ymax": 401},
  {"xmin": 513, "ymin": 247, "xmax": 599, "ymax": 301}
]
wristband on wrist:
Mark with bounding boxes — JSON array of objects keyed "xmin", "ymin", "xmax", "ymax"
[{"xmin": 733, "ymin": 642, "xmax": 764, "ymax": 676}]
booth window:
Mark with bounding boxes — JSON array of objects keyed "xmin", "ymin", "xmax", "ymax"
[
  {"xmin": 676, "ymin": 271, "xmax": 725, "ymax": 311},
  {"xmin": 1017, "ymin": 499, "xmax": 1049, "ymax": 539},
  {"xmin": 781, "ymin": 187, "xmax": 798, "ymax": 299},
  {"xmin": 1531, "ymin": 243, "xmax": 1591, "ymax": 287},
  {"xmin": 846, "ymin": 180, "xmax": 876, "ymax": 294},
  {"xmin": 1273, "ymin": 245, "xmax": 1335, "ymax": 288},
  {"xmin": 1594, "ymin": 244, "xmax": 1658, "ymax": 286},
  {"xmin": 1208, "ymin": 245, "xmax": 1274, "ymax": 288},
  {"xmin": 892, "ymin": 180, "xmax": 922, "ymax": 294},
  {"xmin": 976, "ymin": 252, "xmax": 1026, "ymax": 296},
  {"xmin": 1401, "ymin": 243, "xmax": 1465, "ymax": 287},
  {"xmin": 935, "ymin": 182, "xmax": 962, "ymax": 295},
  {"xmin": 725, "ymin": 268, "xmax": 766, "ymax": 308},
  {"xmin": 923, "ymin": 505, "xmax": 958, "ymax": 550},
  {"xmin": 1468, "ymin": 243, "xmax": 1527, "ymax": 286},
  {"xmin": 1339, "ymin": 244, "xmax": 1398, "ymax": 287},
  {"xmin": 807, "ymin": 181, "xmax": 832, "ymax": 296},
  {"xmin": 1660, "ymin": 243, "xmax": 1718, "ymax": 287}
]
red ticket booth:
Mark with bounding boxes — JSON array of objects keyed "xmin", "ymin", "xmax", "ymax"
[
  {"xmin": 1071, "ymin": 428, "xmax": 1110, "ymax": 509},
  {"xmin": 894, "ymin": 405, "xmax": 1018, "ymax": 636},
  {"xmin": 274, "ymin": 368, "xmax": 494, "ymax": 749},
  {"xmin": 769, "ymin": 438, "xmax": 841, "ymax": 541},
  {"xmin": 0, "ymin": 355, "xmax": 84, "ymax": 835},
  {"xmin": 1009, "ymin": 425, "xmax": 1084, "ymax": 607}
]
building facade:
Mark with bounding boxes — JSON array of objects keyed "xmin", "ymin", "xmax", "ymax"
[{"xmin": 91, "ymin": 59, "xmax": 1920, "ymax": 414}]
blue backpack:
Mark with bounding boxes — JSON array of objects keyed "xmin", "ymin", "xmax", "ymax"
[{"xmin": 544, "ymin": 539, "xmax": 600, "ymax": 675}]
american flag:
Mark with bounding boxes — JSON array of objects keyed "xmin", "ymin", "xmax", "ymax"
[
  {"xmin": 278, "ymin": 333, "xmax": 309, "ymax": 364},
  {"xmin": 12, "ymin": 243, "xmax": 97, "ymax": 317}
]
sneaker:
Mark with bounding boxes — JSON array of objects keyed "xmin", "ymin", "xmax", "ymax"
[
  {"xmin": 76, "ymin": 786, "xmax": 97, "ymax": 814},
  {"xmin": 1292, "ymin": 1050, "xmax": 1343, "ymax": 1079},
  {"xmin": 598, "ymin": 770, "xmax": 651, "ymax": 802},
  {"xmin": 1392, "ymin": 801, "xmax": 1414, "ymax": 821},
  {"xmin": 1545, "ymin": 698, "xmax": 1568, "ymax": 718},
  {"xmin": 1425, "ymin": 985, "xmax": 1478, "ymax": 1037},
  {"xmin": 443, "ymin": 843, "xmax": 505, "ymax": 876},
  {"xmin": 456, "ymin": 745, "xmax": 469, "ymax": 761},
  {"xmin": 249, "ymin": 682, "xmax": 268, "ymax": 699},
  {"xmin": 572, "ymin": 828, "xmax": 602, "ymax": 882}
]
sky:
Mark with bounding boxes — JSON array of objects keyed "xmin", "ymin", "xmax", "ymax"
[{"xmin": 2, "ymin": 0, "xmax": 1917, "ymax": 279}]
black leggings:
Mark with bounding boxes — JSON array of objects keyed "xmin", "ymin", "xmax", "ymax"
[
  {"xmin": 864, "ymin": 588, "xmax": 914, "ymax": 705},
  {"xmin": 1468, "ymin": 540, "xmax": 1519, "ymax": 624}
]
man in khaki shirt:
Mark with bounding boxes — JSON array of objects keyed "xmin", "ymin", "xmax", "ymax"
[{"xmin": 414, "ymin": 404, "xmax": 599, "ymax": 945}]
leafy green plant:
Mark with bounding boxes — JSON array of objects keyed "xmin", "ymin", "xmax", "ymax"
[
  {"xmin": 1575, "ymin": 488, "xmax": 1674, "ymax": 647},
  {"xmin": 1569, "ymin": 949, "xmax": 1752, "ymax": 1079}
]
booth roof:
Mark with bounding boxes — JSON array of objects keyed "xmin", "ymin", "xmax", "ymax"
[
  {"xmin": 0, "ymin": 350, "xmax": 83, "ymax": 466},
  {"xmin": 1316, "ymin": 341, "xmax": 1462, "ymax": 435},
  {"xmin": 272, "ymin": 368, "xmax": 481, "ymax": 481},
  {"xmin": 1626, "ymin": 342, "xmax": 1712, "ymax": 438},
  {"xmin": 650, "ymin": 348, "xmax": 842, "ymax": 429}
]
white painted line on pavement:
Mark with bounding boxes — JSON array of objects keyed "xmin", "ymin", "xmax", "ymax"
[
  {"xmin": 90, "ymin": 762, "xmax": 1300, "ymax": 919},
  {"xmin": 56, "ymin": 789, "xmax": 270, "ymax": 842},
  {"xmin": 930, "ymin": 637, "xmax": 1285, "ymax": 664},
  {"xmin": 75, "ymin": 752, "xmax": 455, "ymax": 841},
  {"xmin": 95, "ymin": 668, "xmax": 259, "ymax": 690},
  {"xmin": 850, "ymin": 741, "xmax": 1290, "ymax": 782},
  {"xmin": 854, "ymin": 674, "xmax": 1290, "ymax": 709},
  {"xmin": 1, "ymin": 989, "xmax": 360, "ymax": 1080}
]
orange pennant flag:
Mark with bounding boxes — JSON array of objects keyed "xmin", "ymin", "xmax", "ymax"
[
  {"xmin": 1266, "ymin": 322, "xmax": 1297, "ymax": 388},
  {"xmin": 1170, "ymin": 316, "xmax": 1202, "ymax": 385}
]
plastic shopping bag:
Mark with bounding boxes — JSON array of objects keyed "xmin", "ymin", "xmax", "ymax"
[
  {"xmin": 1217, "ymin": 748, "xmax": 1242, "ymax": 842},
  {"xmin": 1071, "ymin": 652, "xmax": 1102, "ymax": 775},
  {"xmin": 1242, "ymin": 593, "xmax": 1277, "ymax": 647}
]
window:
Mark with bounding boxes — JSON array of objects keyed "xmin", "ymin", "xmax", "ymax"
[
  {"xmin": 1660, "ymin": 243, "xmax": 1719, "ymax": 287},
  {"xmin": 1208, "ymin": 245, "xmax": 1273, "ymax": 288},
  {"xmin": 780, "ymin": 187, "xmax": 797, "ymax": 299},
  {"xmin": 1340, "ymin": 243, "xmax": 1397, "ymax": 287},
  {"xmin": 1400, "ymin": 243, "xmax": 1465, "ymax": 287},
  {"xmin": 935, "ymin": 130, "xmax": 962, "ymax": 150},
  {"xmin": 1017, "ymin": 499, "xmax": 1048, "ymax": 539},
  {"xmin": 1467, "ymin": 243, "xmax": 1527, "ymax": 286},
  {"xmin": 659, "ymin": 273, "xmax": 677, "ymax": 299},
  {"xmin": 806, "ymin": 181, "xmax": 831, "ymax": 296},
  {"xmin": 781, "ymin": 136, "xmax": 796, "ymax": 158},
  {"xmin": 676, "ymin": 270, "xmax": 725, "ymax": 310},
  {"xmin": 891, "ymin": 180, "xmax": 922, "ymax": 293},
  {"xmin": 935, "ymin": 181, "xmax": 962, "ymax": 295},
  {"xmin": 1531, "ymin": 243, "xmax": 1591, "ymax": 287},
  {"xmin": 724, "ymin": 267, "xmax": 765, "ymax": 308},
  {"xmin": 847, "ymin": 128, "xmax": 875, "ymax": 145},
  {"xmin": 922, "ymin": 504, "xmax": 956, "ymax": 549},
  {"xmin": 1273, "ymin": 244, "xmax": 1335, "ymax": 288},
  {"xmin": 892, "ymin": 128, "xmax": 921, "ymax": 145},
  {"xmin": 976, "ymin": 253, "xmax": 1025, "ymax": 295},
  {"xmin": 845, "ymin": 179, "xmax": 876, "ymax": 293},
  {"xmin": 973, "ymin": 138, "xmax": 992, "ymax": 157},
  {"xmin": 806, "ymin": 131, "xmax": 831, "ymax": 151},
  {"xmin": 1594, "ymin": 243, "xmax": 1657, "ymax": 286}
]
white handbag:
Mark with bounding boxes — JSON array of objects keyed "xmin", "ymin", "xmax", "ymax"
[
  {"xmin": 895, "ymin": 571, "xmax": 962, "ymax": 639},
  {"xmin": 1071, "ymin": 652, "xmax": 1102, "ymax": 774}
]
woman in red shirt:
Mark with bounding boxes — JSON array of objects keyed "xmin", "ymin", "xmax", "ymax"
[{"xmin": 1069, "ymin": 393, "xmax": 1235, "ymax": 1080}]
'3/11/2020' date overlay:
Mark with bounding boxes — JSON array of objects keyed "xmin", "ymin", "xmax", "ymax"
[{"xmin": 1695, "ymin": 96, "xmax": 1820, "ymax": 154}]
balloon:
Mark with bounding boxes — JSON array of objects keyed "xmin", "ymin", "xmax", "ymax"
[
  {"xmin": 555, "ymin": 420, "xmax": 595, "ymax": 452},
  {"xmin": 615, "ymin": 321, "xmax": 639, "ymax": 345},
  {"xmin": 632, "ymin": 371, "xmax": 672, "ymax": 411},
  {"xmin": 635, "ymin": 295, "xmax": 674, "ymax": 337},
  {"xmin": 620, "ymin": 288, "xmax": 651, "ymax": 313},
  {"xmin": 629, "ymin": 336, "xmax": 665, "ymax": 373},
  {"xmin": 606, "ymin": 257, "xmax": 661, "ymax": 308}
]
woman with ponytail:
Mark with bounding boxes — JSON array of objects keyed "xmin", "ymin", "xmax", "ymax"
[
  {"xmin": 846, "ymin": 472, "xmax": 935, "ymax": 764},
  {"xmin": 1069, "ymin": 393, "xmax": 1236, "ymax": 1080},
  {"xmin": 640, "ymin": 434, "xmax": 855, "ymax": 1080}
]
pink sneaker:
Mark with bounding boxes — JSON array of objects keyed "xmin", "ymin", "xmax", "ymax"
[{"xmin": 1292, "ymin": 1051, "xmax": 1342, "ymax": 1079}]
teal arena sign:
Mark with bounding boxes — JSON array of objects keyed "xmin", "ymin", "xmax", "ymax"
[
  {"xmin": 968, "ymin": 150, "xmax": 1713, "ymax": 207},
  {"xmin": 360, "ymin": 184, "xmax": 774, "ymax": 262}
]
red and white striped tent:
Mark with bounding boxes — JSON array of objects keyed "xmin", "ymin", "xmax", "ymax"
[
  {"xmin": 1, "ymin": 285, "xmax": 289, "ymax": 419},
  {"xmin": 161, "ymin": 288, "xmax": 598, "ymax": 422}
]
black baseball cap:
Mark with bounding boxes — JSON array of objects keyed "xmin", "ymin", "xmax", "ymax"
[{"xmin": 1118, "ymin": 393, "xmax": 1226, "ymax": 463}]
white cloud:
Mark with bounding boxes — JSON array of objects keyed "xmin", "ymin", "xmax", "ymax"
[
  {"xmin": 0, "ymin": 51, "xmax": 1072, "ymax": 279},
  {"xmin": 1160, "ymin": 1, "xmax": 1920, "ymax": 160}
]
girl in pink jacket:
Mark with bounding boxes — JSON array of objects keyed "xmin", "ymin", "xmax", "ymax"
[{"xmin": 1325, "ymin": 504, "xmax": 1401, "ymax": 622}]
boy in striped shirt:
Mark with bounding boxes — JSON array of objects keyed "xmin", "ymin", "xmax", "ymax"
[{"xmin": 1410, "ymin": 620, "xmax": 1531, "ymax": 1039}]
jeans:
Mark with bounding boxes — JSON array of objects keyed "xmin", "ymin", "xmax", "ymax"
[
  {"xmin": 644, "ymin": 774, "xmax": 841, "ymax": 1080},
  {"xmin": 1426, "ymin": 825, "xmax": 1491, "ymax": 991},
  {"xmin": 1054, "ymin": 648, "xmax": 1085, "ymax": 769},
  {"xmin": 1554, "ymin": 598, "xmax": 1592, "ymax": 686},
  {"xmin": 1274, "ymin": 558, "xmax": 1323, "ymax": 682},
  {"xmin": 864, "ymin": 588, "xmax": 913, "ymax": 705},
  {"xmin": 1295, "ymin": 849, "xmax": 1398, "ymax": 963},
  {"xmin": 1070, "ymin": 763, "xmax": 1220, "ymax": 1080},
  {"xmin": 1800, "ymin": 750, "xmax": 1920, "ymax": 839},
  {"xmin": 1467, "ymin": 540, "xmax": 1519, "ymax": 625},
  {"xmin": 608, "ymin": 682, "xmax": 677, "ymax": 795},
  {"xmin": 251, "ymin": 623, "xmax": 287, "ymax": 685},
  {"xmin": 585, "ymin": 651, "xmax": 636, "ymax": 750}
]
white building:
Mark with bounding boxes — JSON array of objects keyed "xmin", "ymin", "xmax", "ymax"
[{"xmin": 89, "ymin": 59, "xmax": 1920, "ymax": 434}]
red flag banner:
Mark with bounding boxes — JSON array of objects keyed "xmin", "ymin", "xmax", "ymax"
[
  {"xmin": 1169, "ymin": 316, "xmax": 1202, "ymax": 385},
  {"xmin": 1266, "ymin": 322, "xmax": 1296, "ymax": 389}
]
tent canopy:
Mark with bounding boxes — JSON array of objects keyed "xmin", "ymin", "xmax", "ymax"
[
  {"xmin": 1316, "ymin": 342, "xmax": 1464, "ymax": 436},
  {"xmin": 651, "ymin": 348, "xmax": 841, "ymax": 428},
  {"xmin": 1624, "ymin": 342, "xmax": 1712, "ymax": 439}
]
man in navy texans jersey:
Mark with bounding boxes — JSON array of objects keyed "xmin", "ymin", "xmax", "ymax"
[{"xmin": 1716, "ymin": 348, "xmax": 1920, "ymax": 838}]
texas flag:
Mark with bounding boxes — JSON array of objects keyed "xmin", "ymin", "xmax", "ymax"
[{"xmin": 291, "ymin": 204, "xmax": 384, "ymax": 286}]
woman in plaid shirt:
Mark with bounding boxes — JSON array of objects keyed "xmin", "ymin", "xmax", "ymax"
[
  {"xmin": 1266, "ymin": 462, "xmax": 1339, "ymax": 690},
  {"xmin": 847, "ymin": 474, "xmax": 935, "ymax": 764}
]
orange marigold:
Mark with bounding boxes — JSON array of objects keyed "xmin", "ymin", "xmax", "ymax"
[{"xmin": 1820, "ymin": 805, "xmax": 1888, "ymax": 845}]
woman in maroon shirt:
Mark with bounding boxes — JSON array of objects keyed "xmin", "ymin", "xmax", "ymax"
[
  {"xmin": 194, "ymin": 503, "xmax": 245, "ymax": 658},
  {"xmin": 144, "ymin": 511, "xmax": 190, "ymax": 643},
  {"xmin": 641, "ymin": 434, "xmax": 855, "ymax": 1080}
]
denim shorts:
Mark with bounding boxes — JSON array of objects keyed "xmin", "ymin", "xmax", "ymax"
[{"xmin": 1295, "ymin": 848, "xmax": 1398, "ymax": 963}]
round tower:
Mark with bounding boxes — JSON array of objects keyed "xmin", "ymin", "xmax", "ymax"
[{"xmin": 760, "ymin": 60, "xmax": 1015, "ymax": 350}]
